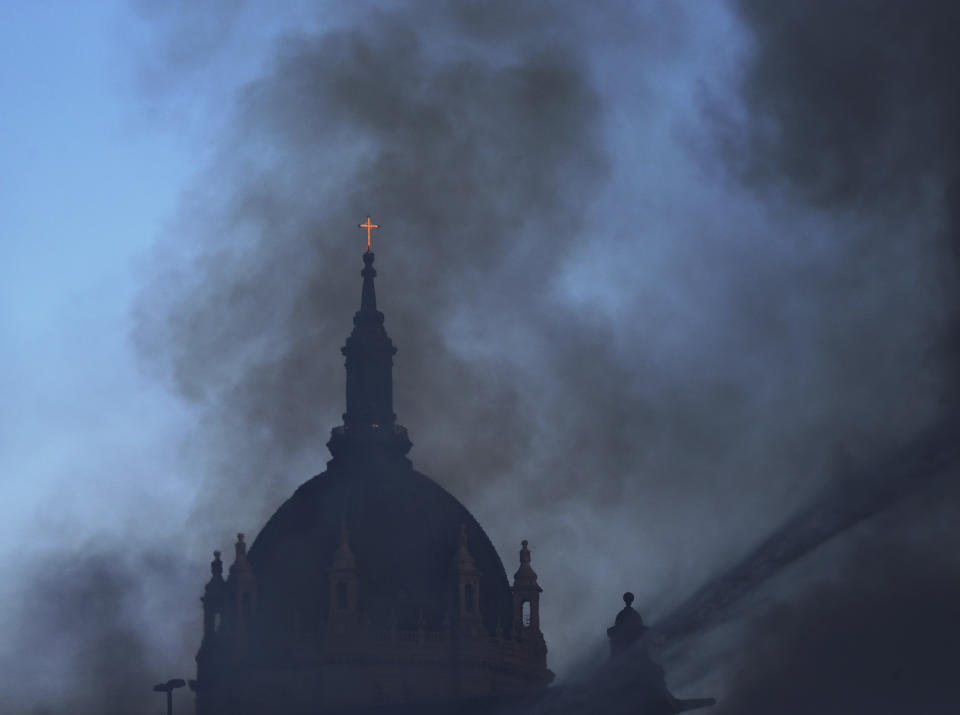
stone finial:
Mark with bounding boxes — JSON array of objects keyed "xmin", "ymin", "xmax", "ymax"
[
  {"xmin": 210, "ymin": 550, "xmax": 223, "ymax": 578},
  {"xmin": 203, "ymin": 550, "xmax": 226, "ymax": 623},
  {"xmin": 513, "ymin": 539, "xmax": 539, "ymax": 588},
  {"xmin": 233, "ymin": 534, "xmax": 250, "ymax": 569},
  {"xmin": 453, "ymin": 523, "xmax": 478, "ymax": 571},
  {"xmin": 230, "ymin": 533, "xmax": 253, "ymax": 578}
]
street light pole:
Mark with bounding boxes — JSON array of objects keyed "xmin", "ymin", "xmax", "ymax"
[{"xmin": 153, "ymin": 678, "xmax": 186, "ymax": 715}]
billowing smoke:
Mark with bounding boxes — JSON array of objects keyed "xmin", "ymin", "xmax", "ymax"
[
  {"xmin": 133, "ymin": 0, "xmax": 959, "ymax": 705},
  {"xmin": 1, "ymin": 548, "xmax": 195, "ymax": 714},
  {"xmin": 5, "ymin": 0, "xmax": 958, "ymax": 712},
  {"xmin": 719, "ymin": 0, "xmax": 960, "ymax": 354},
  {"xmin": 666, "ymin": 0, "xmax": 960, "ymax": 710}
]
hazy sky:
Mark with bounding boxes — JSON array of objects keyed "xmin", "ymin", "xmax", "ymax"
[{"xmin": 2, "ymin": 2, "xmax": 957, "ymax": 713}]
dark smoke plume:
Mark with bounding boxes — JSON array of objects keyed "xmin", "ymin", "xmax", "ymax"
[
  {"xmin": 717, "ymin": 0, "xmax": 960, "ymax": 386},
  {"xmin": 676, "ymin": 0, "xmax": 960, "ymax": 708},
  {"xmin": 8, "ymin": 1, "xmax": 956, "ymax": 712},
  {"xmin": 134, "ymin": 3, "xmax": 611, "ymax": 539},
  {"xmin": 701, "ymin": 464, "xmax": 960, "ymax": 715},
  {"xmin": 131, "ymin": 0, "xmax": 958, "ymax": 695},
  {"xmin": 0, "ymin": 548, "xmax": 194, "ymax": 714}
]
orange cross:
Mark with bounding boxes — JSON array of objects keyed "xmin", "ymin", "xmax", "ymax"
[{"xmin": 358, "ymin": 215, "xmax": 380, "ymax": 252}]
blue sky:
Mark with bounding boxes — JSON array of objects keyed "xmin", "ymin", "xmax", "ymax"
[{"xmin": 0, "ymin": 1, "xmax": 192, "ymax": 552}]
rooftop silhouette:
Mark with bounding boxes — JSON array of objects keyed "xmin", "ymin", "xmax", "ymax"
[{"xmin": 189, "ymin": 226, "xmax": 714, "ymax": 714}]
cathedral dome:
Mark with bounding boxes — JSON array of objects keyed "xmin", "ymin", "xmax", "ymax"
[
  {"xmin": 194, "ymin": 243, "xmax": 551, "ymax": 713},
  {"xmin": 247, "ymin": 462, "xmax": 514, "ymax": 639},
  {"xmin": 242, "ymin": 247, "xmax": 517, "ymax": 655}
]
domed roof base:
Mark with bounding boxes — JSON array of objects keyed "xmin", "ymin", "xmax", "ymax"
[
  {"xmin": 197, "ymin": 630, "xmax": 552, "ymax": 714},
  {"xmin": 247, "ymin": 456, "xmax": 514, "ymax": 641}
]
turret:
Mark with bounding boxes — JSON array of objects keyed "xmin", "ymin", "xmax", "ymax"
[
  {"xmin": 327, "ymin": 522, "xmax": 359, "ymax": 633},
  {"xmin": 512, "ymin": 540, "xmax": 542, "ymax": 636},
  {"xmin": 201, "ymin": 550, "xmax": 226, "ymax": 641},
  {"xmin": 511, "ymin": 539, "xmax": 551, "ymax": 684},
  {"xmin": 451, "ymin": 524, "xmax": 482, "ymax": 635},
  {"xmin": 196, "ymin": 550, "xmax": 228, "ymax": 712},
  {"xmin": 227, "ymin": 533, "xmax": 257, "ymax": 653}
]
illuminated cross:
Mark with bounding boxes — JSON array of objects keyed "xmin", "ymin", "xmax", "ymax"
[{"xmin": 358, "ymin": 215, "xmax": 380, "ymax": 252}]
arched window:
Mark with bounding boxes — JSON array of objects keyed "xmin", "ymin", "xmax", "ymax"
[
  {"xmin": 464, "ymin": 583, "xmax": 475, "ymax": 613},
  {"xmin": 214, "ymin": 613, "xmax": 221, "ymax": 632},
  {"xmin": 521, "ymin": 600, "xmax": 531, "ymax": 627},
  {"xmin": 336, "ymin": 581, "xmax": 349, "ymax": 610}
]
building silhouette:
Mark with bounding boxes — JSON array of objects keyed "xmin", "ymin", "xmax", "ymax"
[
  {"xmin": 189, "ymin": 241, "xmax": 715, "ymax": 714},
  {"xmin": 192, "ymin": 248, "xmax": 553, "ymax": 714}
]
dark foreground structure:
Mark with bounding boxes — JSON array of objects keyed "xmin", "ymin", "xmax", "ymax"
[{"xmin": 190, "ymin": 239, "xmax": 713, "ymax": 714}]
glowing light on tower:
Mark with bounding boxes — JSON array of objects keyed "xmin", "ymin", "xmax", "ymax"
[{"xmin": 358, "ymin": 215, "xmax": 380, "ymax": 252}]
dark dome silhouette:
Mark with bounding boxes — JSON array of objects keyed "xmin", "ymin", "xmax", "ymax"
[
  {"xmin": 193, "ymin": 242, "xmax": 552, "ymax": 714},
  {"xmin": 248, "ymin": 464, "xmax": 515, "ymax": 640},
  {"xmin": 242, "ymin": 247, "xmax": 513, "ymax": 642}
]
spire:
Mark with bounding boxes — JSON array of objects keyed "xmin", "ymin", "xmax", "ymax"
[
  {"xmin": 356, "ymin": 214, "xmax": 382, "ymax": 314},
  {"xmin": 341, "ymin": 250, "xmax": 397, "ymax": 432},
  {"xmin": 327, "ymin": 240, "xmax": 412, "ymax": 465},
  {"xmin": 360, "ymin": 251, "xmax": 378, "ymax": 313}
]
